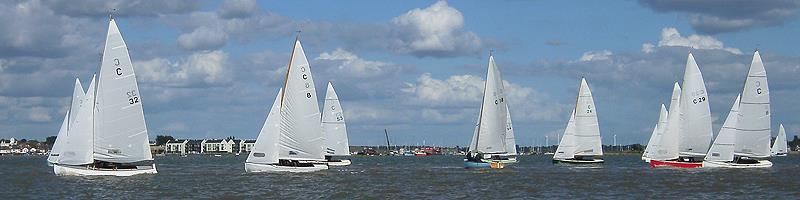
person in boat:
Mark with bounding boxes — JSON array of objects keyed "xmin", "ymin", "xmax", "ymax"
[
  {"xmin": 91, "ymin": 160, "xmax": 137, "ymax": 170},
  {"xmin": 466, "ymin": 151, "xmax": 484, "ymax": 163}
]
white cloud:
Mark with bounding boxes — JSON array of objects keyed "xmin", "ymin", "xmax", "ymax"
[
  {"xmin": 28, "ymin": 106, "xmax": 51, "ymax": 122},
  {"xmin": 136, "ymin": 50, "xmax": 230, "ymax": 87},
  {"xmin": 641, "ymin": 43, "xmax": 655, "ymax": 54},
  {"xmin": 402, "ymin": 73, "xmax": 566, "ymax": 121},
  {"xmin": 656, "ymin": 27, "xmax": 742, "ymax": 54},
  {"xmin": 177, "ymin": 26, "xmax": 228, "ymax": 50},
  {"xmin": 579, "ymin": 50, "xmax": 613, "ymax": 62},
  {"xmin": 217, "ymin": 0, "xmax": 259, "ymax": 19},
  {"xmin": 315, "ymin": 48, "xmax": 393, "ymax": 78},
  {"xmin": 391, "ymin": 1, "xmax": 482, "ymax": 57}
]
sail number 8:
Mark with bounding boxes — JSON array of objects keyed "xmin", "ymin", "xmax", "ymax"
[{"xmin": 127, "ymin": 90, "xmax": 140, "ymax": 105}]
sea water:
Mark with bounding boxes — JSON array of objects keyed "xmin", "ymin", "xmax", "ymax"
[{"xmin": 1, "ymin": 154, "xmax": 798, "ymax": 199}]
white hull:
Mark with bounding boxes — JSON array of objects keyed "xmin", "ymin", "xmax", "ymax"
[
  {"xmin": 323, "ymin": 159, "xmax": 351, "ymax": 166},
  {"xmin": 53, "ymin": 164, "xmax": 157, "ymax": 176},
  {"xmin": 244, "ymin": 162, "xmax": 328, "ymax": 173},
  {"xmin": 642, "ymin": 157, "xmax": 651, "ymax": 163},
  {"xmin": 553, "ymin": 158, "xmax": 604, "ymax": 164},
  {"xmin": 772, "ymin": 153, "xmax": 787, "ymax": 157},
  {"xmin": 498, "ymin": 157, "xmax": 518, "ymax": 164},
  {"xmin": 702, "ymin": 160, "xmax": 773, "ymax": 168}
]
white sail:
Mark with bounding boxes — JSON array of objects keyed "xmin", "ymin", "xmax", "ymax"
[
  {"xmin": 58, "ymin": 75, "xmax": 97, "ymax": 165},
  {"xmin": 468, "ymin": 121, "xmax": 479, "ymax": 151},
  {"xmin": 503, "ymin": 104, "xmax": 517, "ymax": 155},
  {"xmin": 554, "ymin": 110, "xmax": 577, "ymax": 159},
  {"xmin": 705, "ymin": 95, "xmax": 740, "ymax": 162},
  {"xmin": 574, "ymin": 78, "xmax": 602, "ymax": 156},
  {"xmin": 735, "ymin": 51, "xmax": 771, "ymax": 158},
  {"xmin": 771, "ymin": 124, "xmax": 789, "ymax": 155},
  {"xmin": 68, "ymin": 78, "xmax": 85, "ymax": 129},
  {"xmin": 472, "ymin": 55, "xmax": 508, "ymax": 154},
  {"xmin": 247, "ymin": 89, "xmax": 283, "ymax": 164},
  {"xmin": 678, "ymin": 53, "xmax": 712, "ymax": 157},
  {"xmin": 643, "ymin": 104, "xmax": 668, "ymax": 159},
  {"xmin": 652, "ymin": 83, "xmax": 681, "ymax": 161},
  {"xmin": 278, "ymin": 39, "xmax": 325, "ymax": 161},
  {"xmin": 93, "ymin": 18, "xmax": 152, "ymax": 163},
  {"xmin": 48, "ymin": 111, "xmax": 70, "ymax": 164},
  {"xmin": 49, "ymin": 78, "xmax": 86, "ymax": 164},
  {"xmin": 322, "ymin": 82, "xmax": 350, "ymax": 156}
]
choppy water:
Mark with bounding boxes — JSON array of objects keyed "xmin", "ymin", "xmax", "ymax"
[{"xmin": 1, "ymin": 154, "xmax": 799, "ymax": 199}]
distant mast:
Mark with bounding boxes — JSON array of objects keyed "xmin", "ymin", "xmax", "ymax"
[{"xmin": 385, "ymin": 129, "xmax": 391, "ymax": 152}]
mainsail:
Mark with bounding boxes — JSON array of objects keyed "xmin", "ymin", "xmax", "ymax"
[
  {"xmin": 735, "ymin": 51, "xmax": 771, "ymax": 158},
  {"xmin": 278, "ymin": 39, "xmax": 325, "ymax": 161},
  {"xmin": 93, "ymin": 18, "xmax": 152, "ymax": 163},
  {"xmin": 574, "ymin": 78, "xmax": 602, "ymax": 156},
  {"xmin": 247, "ymin": 89, "xmax": 283, "ymax": 164},
  {"xmin": 322, "ymin": 82, "xmax": 350, "ymax": 156},
  {"xmin": 678, "ymin": 53, "xmax": 712, "ymax": 157},
  {"xmin": 471, "ymin": 55, "xmax": 508, "ymax": 154},
  {"xmin": 771, "ymin": 124, "xmax": 788, "ymax": 155},
  {"xmin": 554, "ymin": 110, "xmax": 577, "ymax": 159},
  {"xmin": 652, "ymin": 83, "xmax": 681, "ymax": 161},
  {"xmin": 705, "ymin": 95, "xmax": 740, "ymax": 162}
]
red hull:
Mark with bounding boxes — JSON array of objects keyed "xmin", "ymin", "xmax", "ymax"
[{"xmin": 649, "ymin": 159, "xmax": 702, "ymax": 168}]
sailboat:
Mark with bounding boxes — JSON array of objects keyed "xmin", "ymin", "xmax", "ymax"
[
  {"xmin": 53, "ymin": 17, "xmax": 156, "ymax": 176},
  {"xmin": 501, "ymin": 104, "xmax": 518, "ymax": 163},
  {"xmin": 47, "ymin": 78, "xmax": 85, "ymax": 166},
  {"xmin": 464, "ymin": 53, "xmax": 510, "ymax": 169},
  {"xmin": 553, "ymin": 78, "xmax": 604, "ymax": 164},
  {"xmin": 642, "ymin": 104, "xmax": 667, "ymax": 163},
  {"xmin": 245, "ymin": 37, "xmax": 328, "ymax": 173},
  {"xmin": 704, "ymin": 51, "xmax": 773, "ymax": 168},
  {"xmin": 772, "ymin": 124, "xmax": 789, "ymax": 156},
  {"xmin": 650, "ymin": 53, "xmax": 712, "ymax": 168},
  {"xmin": 321, "ymin": 82, "xmax": 352, "ymax": 166}
]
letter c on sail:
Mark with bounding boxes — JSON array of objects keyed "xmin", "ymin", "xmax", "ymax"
[{"xmin": 116, "ymin": 68, "xmax": 123, "ymax": 76}]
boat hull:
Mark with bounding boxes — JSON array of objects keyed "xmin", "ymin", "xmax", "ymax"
[
  {"xmin": 772, "ymin": 153, "xmax": 787, "ymax": 157},
  {"xmin": 552, "ymin": 158, "xmax": 604, "ymax": 164},
  {"xmin": 53, "ymin": 164, "xmax": 157, "ymax": 176},
  {"xmin": 322, "ymin": 159, "xmax": 351, "ymax": 166},
  {"xmin": 464, "ymin": 160, "xmax": 504, "ymax": 169},
  {"xmin": 244, "ymin": 162, "xmax": 328, "ymax": 173},
  {"xmin": 702, "ymin": 160, "xmax": 773, "ymax": 168},
  {"xmin": 649, "ymin": 159, "xmax": 702, "ymax": 168},
  {"xmin": 498, "ymin": 157, "xmax": 518, "ymax": 164},
  {"xmin": 642, "ymin": 157, "xmax": 651, "ymax": 163}
]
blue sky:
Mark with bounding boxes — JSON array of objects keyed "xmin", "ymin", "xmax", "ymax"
[{"xmin": 1, "ymin": 0, "xmax": 799, "ymax": 146}]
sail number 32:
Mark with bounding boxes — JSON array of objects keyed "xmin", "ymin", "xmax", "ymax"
[{"xmin": 127, "ymin": 90, "xmax": 140, "ymax": 105}]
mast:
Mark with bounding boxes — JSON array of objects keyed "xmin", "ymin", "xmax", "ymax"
[{"xmin": 384, "ymin": 129, "xmax": 391, "ymax": 152}]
